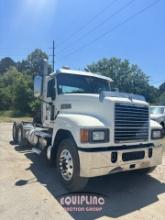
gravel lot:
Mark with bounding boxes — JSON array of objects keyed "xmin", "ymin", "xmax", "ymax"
[{"xmin": 0, "ymin": 123, "xmax": 165, "ymax": 220}]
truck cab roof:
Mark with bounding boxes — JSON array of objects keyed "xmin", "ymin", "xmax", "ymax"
[{"xmin": 49, "ymin": 68, "xmax": 113, "ymax": 82}]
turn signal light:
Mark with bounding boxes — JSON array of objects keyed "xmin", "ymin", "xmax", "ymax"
[{"xmin": 80, "ymin": 129, "xmax": 89, "ymax": 143}]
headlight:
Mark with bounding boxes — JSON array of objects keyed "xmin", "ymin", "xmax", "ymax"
[
  {"xmin": 92, "ymin": 131, "xmax": 105, "ymax": 141},
  {"xmin": 80, "ymin": 129, "xmax": 109, "ymax": 143},
  {"xmin": 151, "ymin": 129, "xmax": 163, "ymax": 139}
]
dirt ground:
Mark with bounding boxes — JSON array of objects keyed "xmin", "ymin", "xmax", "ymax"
[{"xmin": 0, "ymin": 123, "xmax": 165, "ymax": 220}]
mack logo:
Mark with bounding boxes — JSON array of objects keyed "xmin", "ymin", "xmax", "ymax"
[{"xmin": 61, "ymin": 104, "xmax": 72, "ymax": 109}]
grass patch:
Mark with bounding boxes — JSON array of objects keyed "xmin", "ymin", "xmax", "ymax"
[{"xmin": 0, "ymin": 110, "xmax": 32, "ymax": 122}]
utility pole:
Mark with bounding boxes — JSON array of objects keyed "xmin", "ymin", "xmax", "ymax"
[
  {"xmin": 52, "ymin": 40, "xmax": 55, "ymax": 72},
  {"xmin": 49, "ymin": 40, "xmax": 55, "ymax": 72}
]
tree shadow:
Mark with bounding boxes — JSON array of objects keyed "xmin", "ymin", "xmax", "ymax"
[
  {"xmin": 13, "ymin": 144, "xmax": 165, "ymax": 220},
  {"xmin": 10, "ymin": 141, "xmax": 15, "ymax": 145}
]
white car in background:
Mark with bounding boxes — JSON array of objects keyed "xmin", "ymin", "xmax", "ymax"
[{"xmin": 150, "ymin": 106, "xmax": 165, "ymax": 132}]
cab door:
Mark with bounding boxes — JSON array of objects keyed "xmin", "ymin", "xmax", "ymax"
[{"xmin": 43, "ymin": 77, "xmax": 56, "ymax": 127}]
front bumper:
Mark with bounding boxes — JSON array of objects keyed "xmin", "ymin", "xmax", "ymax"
[{"xmin": 78, "ymin": 142, "xmax": 163, "ymax": 177}]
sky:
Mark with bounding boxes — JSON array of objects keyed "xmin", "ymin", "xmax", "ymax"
[{"xmin": 0, "ymin": 0, "xmax": 164, "ymax": 87}]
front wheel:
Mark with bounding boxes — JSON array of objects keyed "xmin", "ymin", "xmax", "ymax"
[{"xmin": 56, "ymin": 138, "xmax": 88, "ymax": 192}]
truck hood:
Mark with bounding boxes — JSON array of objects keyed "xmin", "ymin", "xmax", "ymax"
[
  {"xmin": 150, "ymin": 114, "xmax": 163, "ymax": 120},
  {"xmin": 57, "ymin": 93, "xmax": 148, "ymax": 110},
  {"xmin": 99, "ymin": 91, "xmax": 145, "ymax": 102},
  {"xmin": 57, "ymin": 93, "xmax": 148, "ymax": 126}
]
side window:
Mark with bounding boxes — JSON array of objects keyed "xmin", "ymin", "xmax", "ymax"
[{"xmin": 47, "ymin": 78, "xmax": 56, "ymax": 100}]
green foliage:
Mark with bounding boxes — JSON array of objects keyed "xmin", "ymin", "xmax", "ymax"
[
  {"xmin": 30, "ymin": 99, "xmax": 41, "ymax": 112},
  {"xmin": 0, "ymin": 110, "xmax": 30, "ymax": 118},
  {"xmin": 0, "ymin": 49, "xmax": 53, "ymax": 114},
  {"xmin": 158, "ymin": 92, "xmax": 165, "ymax": 105},
  {"xmin": 0, "ymin": 67, "xmax": 34, "ymax": 113},
  {"xmin": 0, "ymin": 57, "xmax": 16, "ymax": 74},
  {"xmin": 159, "ymin": 82, "xmax": 165, "ymax": 94},
  {"xmin": 27, "ymin": 49, "xmax": 48, "ymax": 75},
  {"xmin": 17, "ymin": 49, "xmax": 52, "ymax": 76},
  {"xmin": 158, "ymin": 82, "xmax": 165, "ymax": 105},
  {"xmin": 12, "ymin": 73, "xmax": 33, "ymax": 113},
  {"xmin": 0, "ymin": 87, "xmax": 11, "ymax": 110},
  {"xmin": 87, "ymin": 58, "xmax": 159, "ymax": 103}
]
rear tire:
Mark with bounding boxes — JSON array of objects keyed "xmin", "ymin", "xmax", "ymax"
[
  {"xmin": 56, "ymin": 138, "xmax": 88, "ymax": 192},
  {"xmin": 17, "ymin": 123, "xmax": 27, "ymax": 147},
  {"xmin": 12, "ymin": 122, "xmax": 18, "ymax": 144},
  {"xmin": 160, "ymin": 122, "xmax": 165, "ymax": 135}
]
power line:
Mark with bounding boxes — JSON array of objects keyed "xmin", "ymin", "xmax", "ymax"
[
  {"xmin": 58, "ymin": 0, "xmax": 160, "ymax": 60},
  {"xmin": 56, "ymin": 0, "xmax": 118, "ymax": 48},
  {"xmin": 57, "ymin": 0, "xmax": 135, "ymax": 55}
]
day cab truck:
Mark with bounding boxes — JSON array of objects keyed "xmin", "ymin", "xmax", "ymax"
[{"xmin": 12, "ymin": 60, "xmax": 164, "ymax": 191}]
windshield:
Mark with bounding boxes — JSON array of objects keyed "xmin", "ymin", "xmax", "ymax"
[
  {"xmin": 150, "ymin": 107, "xmax": 164, "ymax": 115},
  {"xmin": 57, "ymin": 73, "xmax": 111, "ymax": 94}
]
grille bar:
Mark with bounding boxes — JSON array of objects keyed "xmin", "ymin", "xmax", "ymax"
[{"xmin": 115, "ymin": 103, "xmax": 149, "ymax": 143}]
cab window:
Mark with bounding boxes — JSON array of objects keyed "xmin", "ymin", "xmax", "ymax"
[{"xmin": 47, "ymin": 78, "xmax": 56, "ymax": 100}]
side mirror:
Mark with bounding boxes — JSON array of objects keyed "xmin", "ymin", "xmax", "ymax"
[{"xmin": 34, "ymin": 76, "xmax": 42, "ymax": 97}]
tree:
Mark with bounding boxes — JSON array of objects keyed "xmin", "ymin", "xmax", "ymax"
[
  {"xmin": 0, "ymin": 67, "xmax": 33, "ymax": 113},
  {"xmin": 17, "ymin": 49, "xmax": 52, "ymax": 76},
  {"xmin": 87, "ymin": 57, "xmax": 158, "ymax": 103},
  {"xmin": 159, "ymin": 82, "xmax": 165, "ymax": 94},
  {"xmin": 27, "ymin": 49, "xmax": 51, "ymax": 75},
  {"xmin": 17, "ymin": 60, "xmax": 31, "ymax": 74},
  {"xmin": 0, "ymin": 57, "xmax": 16, "ymax": 74},
  {"xmin": 158, "ymin": 92, "xmax": 165, "ymax": 105},
  {"xmin": 0, "ymin": 49, "xmax": 53, "ymax": 114},
  {"xmin": 12, "ymin": 77, "xmax": 33, "ymax": 113},
  {"xmin": 0, "ymin": 88, "xmax": 11, "ymax": 110}
]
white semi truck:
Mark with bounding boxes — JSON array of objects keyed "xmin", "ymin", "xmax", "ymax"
[{"xmin": 12, "ymin": 60, "xmax": 164, "ymax": 191}]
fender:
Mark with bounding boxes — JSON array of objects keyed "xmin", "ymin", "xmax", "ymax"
[
  {"xmin": 150, "ymin": 119, "xmax": 162, "ymax": 130},
  {"xmin": 52, "ymin": 113, "xmax": 109, "ymax": 147}
]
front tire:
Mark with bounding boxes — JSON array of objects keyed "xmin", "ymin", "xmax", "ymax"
[{"xmin": 56, "ymin": 138, "xmax": 88, "ymax": 192}]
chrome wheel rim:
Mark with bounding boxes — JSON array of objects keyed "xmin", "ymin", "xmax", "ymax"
[{"xmin": 59, "ymin": 149, "xmax": 74, "ymax": 181}]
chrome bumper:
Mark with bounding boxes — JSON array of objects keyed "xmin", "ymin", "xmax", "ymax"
[{"xmin": 78, "ymin": 143, "xmax": 163, "ymax": 178}]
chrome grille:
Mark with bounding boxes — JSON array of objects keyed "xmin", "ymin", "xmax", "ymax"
[{"xmin": 115, "ymin": 103, "xmax": 149, "ymax": 143}]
